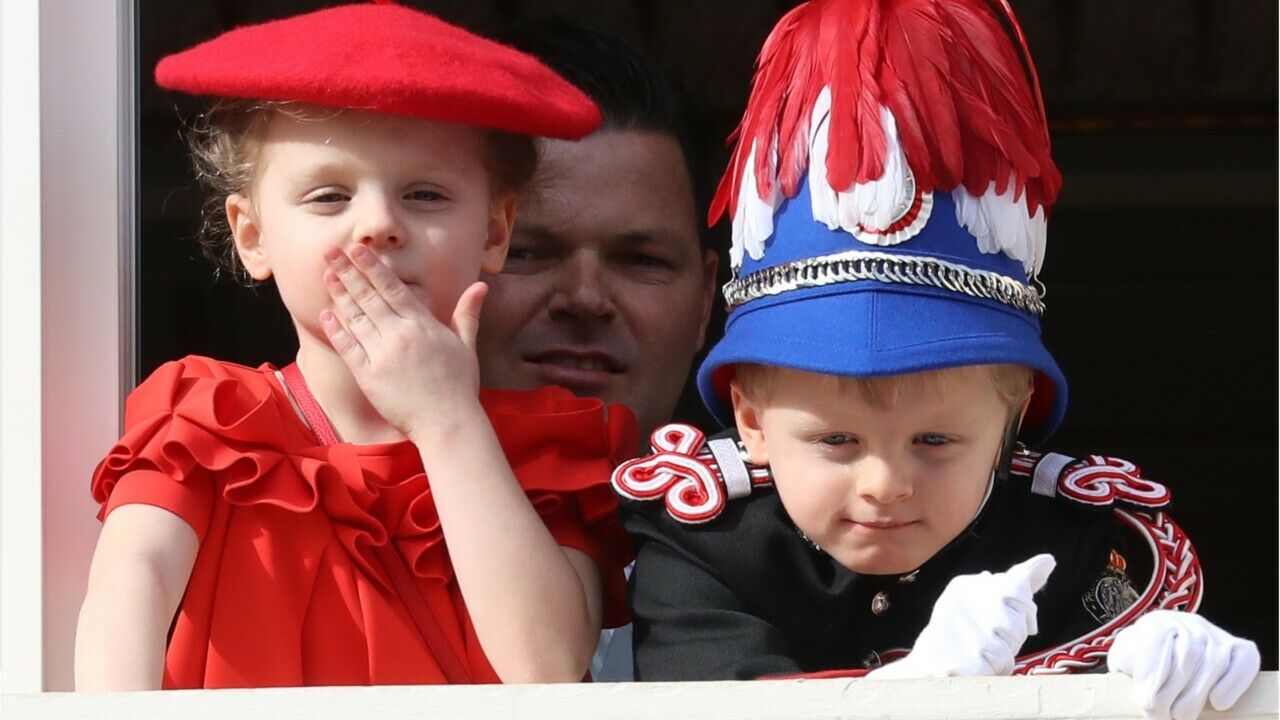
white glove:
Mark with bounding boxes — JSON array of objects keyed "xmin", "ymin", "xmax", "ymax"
[
  {"xmin": 1108, "ymin": 610, "xmax": 1260, "ymax": 720},
  {"xmin": 868, "ymin": 554, "xmax": 1056, "ymax": 678}
]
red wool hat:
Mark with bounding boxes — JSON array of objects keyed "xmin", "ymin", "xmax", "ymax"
[{"xmin": 155, "ymin": 2, "xmax": 600, "ymax": 139}]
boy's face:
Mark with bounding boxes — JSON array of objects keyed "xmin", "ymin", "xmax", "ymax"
[
  {"xmin": 732, "ymin": 367, "xmax": 1012, "ymax": 576},
  {"xmin": 228, "ymin": 110, "xmax": 511, "ymax": 346}
]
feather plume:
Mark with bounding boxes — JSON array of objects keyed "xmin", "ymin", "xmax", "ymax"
[{"xmin": 711, "ymin": 0, "xmax": 1061, "ymax": 274}]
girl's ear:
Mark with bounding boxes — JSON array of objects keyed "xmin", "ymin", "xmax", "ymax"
[
  {"xmin": 481, "ymin": 194, "xmax": 516, "ymax": 274},
  {"xmin": 730, "ymin": 378, "xmax": 769, "ymax": 466},
  {"xmin": 226, "ymin": 194, "xmax": 271, "ymax": 281}
]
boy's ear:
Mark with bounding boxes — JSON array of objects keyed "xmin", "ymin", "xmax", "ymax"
[
  {"xmin": 730, "ymin": 378, "xmax": 769, "ymax": 466},
  {"xmin": 481, "ymin": 194, "xmax": 516, "ymax": 274},
  {"xmin": 226, "ymin": 194, "xmax": 272, "ymax": 281}
]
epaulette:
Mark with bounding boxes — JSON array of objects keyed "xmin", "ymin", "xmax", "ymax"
[
  {"xmin": 611, "ymin": 423, "xmax": 771, "ymax": 524},
  {"xmin": 1007, "ymin": 449, "xmax": 1203, "ymax": 674},
  {"xmin": 1008, "ymin": 448, "xmax": 1172, "ymax": 510}
]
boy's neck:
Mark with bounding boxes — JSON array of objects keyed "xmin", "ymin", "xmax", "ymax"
[{"xmin": 292, "ymin": 333, "xmax": 406, "ymax": 445}]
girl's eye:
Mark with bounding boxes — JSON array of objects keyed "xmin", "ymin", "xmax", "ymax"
[
  {"xmin": 308, "ymin": 191, "xmax": 348, "ymax": 204},
  {"xmin": 406, "ymin": 189, "xmax": 444, "ymax": 202},
  {"xmin": 915, "ymin": 433, "xmax": 951, "ymax": 447},
  {"xmin": 819, "ymin": 434, "xmax": 853, "ymax": 447}
]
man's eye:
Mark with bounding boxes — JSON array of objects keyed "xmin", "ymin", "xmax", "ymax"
[
  {"xmin": 622, "ymin": 253, "xmax": 671, "ymax": 268},
  {"xmin": 915, "ymin": 434, "xmax": 951, "ymax": 447},
  {"xmin": 505, "ymin": 247, "xmax": 545, "ymax": 262}
]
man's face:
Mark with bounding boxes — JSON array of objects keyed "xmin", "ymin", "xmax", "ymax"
[{"xmin": 476, "ymin": 130, "xmax": 717, "ymax": 442}]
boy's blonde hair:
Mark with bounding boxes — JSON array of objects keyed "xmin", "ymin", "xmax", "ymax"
[
  {"xmin": 186, "ymin": 100, "xmax": 537, "ymax": 283},
  {"xmin": 735, "ymin": 363, "xmax": 1034, "ymax": 412}
]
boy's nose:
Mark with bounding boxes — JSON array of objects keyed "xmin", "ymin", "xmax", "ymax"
[
  {"xmin": 548, "ymin": 252, "xmax": 616, "ymax": 320},
  {"xmin": 856, "ymin": 456, "xmax": 913, "ymax": 504},
  {"xmin": 352, "ymin": 195, "xmax": 407, "ymax": 249}
]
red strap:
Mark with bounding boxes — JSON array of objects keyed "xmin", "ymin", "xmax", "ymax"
[{"xmin": 278, "ymin": 363, "xmax": 473, "ymax": 684}]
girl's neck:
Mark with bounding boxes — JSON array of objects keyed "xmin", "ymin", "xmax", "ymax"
[{"xmin": 293, "ymin": 333, "xmax": 406, "ymax": 445}]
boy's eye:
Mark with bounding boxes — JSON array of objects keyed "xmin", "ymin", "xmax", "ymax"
[
  {"xmin": 915, "ymin": 433, "xmax": 951, "ymax": 447},
  {"xmin": 818, "ymin": 434, "xmax": 853, "ymax": 447}
]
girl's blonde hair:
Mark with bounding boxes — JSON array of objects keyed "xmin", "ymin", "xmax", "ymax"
[
  {"xmin": 734, "ymin": 363, "xmax": 1034, "ymax": 412},
  {"xmin": 185, "ymin": 100, "xmax": 537, "ymax": 282}
]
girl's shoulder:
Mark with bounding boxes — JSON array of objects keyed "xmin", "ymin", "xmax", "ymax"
[
  {"xmin": 479, "ymin": 384, "xmax": 639, "ymax": 474},
  {"xmin": 123, "ymin": 355, "xmax": 283, "ymax": 427}
]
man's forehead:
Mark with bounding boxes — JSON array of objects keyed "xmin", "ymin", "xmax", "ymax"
[{"xmin": 517, "ymin": 130, "xmax": 700, "ymax": 248}]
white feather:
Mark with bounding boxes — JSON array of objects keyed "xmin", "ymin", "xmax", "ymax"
[
  {"xmin": 808, "ymin": 91, "xmax": 915, "ymax": 244},
  {"xmin": 730, "ymin": 139, "xmax": 782, "ymax": 270},
  {"xmin": 953, "ymin": 180, "xmax": 1047, "ymax": 275}
]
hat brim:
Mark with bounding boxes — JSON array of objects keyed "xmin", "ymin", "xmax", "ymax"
[{"xmin": 696, "ymin": 282, "xmax": 1067, "ymax": 446}]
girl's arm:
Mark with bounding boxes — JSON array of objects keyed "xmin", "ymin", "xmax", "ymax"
[
  {"xmin": 75, "ymin": 504, "xmax": 198, "ymax": 691},
  {"xmin": 320, "ymin": 245, "xmax": 602, "ymax": 682}
]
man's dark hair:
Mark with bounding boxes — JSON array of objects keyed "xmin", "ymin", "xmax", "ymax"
[{"xmin": 500, "ymin": 19, "xmax": 710, "ymax": 242}]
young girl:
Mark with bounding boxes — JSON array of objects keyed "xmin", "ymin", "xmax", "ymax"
[{"xmin": 76, "ymin": 3, "xmax": 634, "ymax": 690}]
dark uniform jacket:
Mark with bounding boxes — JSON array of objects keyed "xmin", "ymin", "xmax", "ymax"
[{"xmin": 620, "ymin": 428, "xmax": 1184, "ymax": 681}]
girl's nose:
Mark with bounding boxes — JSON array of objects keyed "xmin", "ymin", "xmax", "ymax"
[
  {"xmin": 856, "ymin": 456, "xmax": 913, "ymax": 504},
  {"xmin": 352, "ymin": 195, "xmax": 407, "ymax": 249}
]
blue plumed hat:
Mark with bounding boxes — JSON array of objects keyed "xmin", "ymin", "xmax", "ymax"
[{"xmin": 698, "ymin": 0, "xmax": 1067, "ymax": 445}]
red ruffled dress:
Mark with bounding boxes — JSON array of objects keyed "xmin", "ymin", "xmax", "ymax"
[{"xmin": 90, "ymin": 356, "xmax": 637, "ymax": 688}]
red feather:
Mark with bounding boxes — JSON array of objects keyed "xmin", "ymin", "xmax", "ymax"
[{"xmin": 709, "ymin": 0, "xmax": 1061, "ymax": 227}]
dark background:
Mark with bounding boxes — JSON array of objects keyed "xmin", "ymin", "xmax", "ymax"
[{"xmin": 138, "ymin": 1, "xmax": 1278, "ymax": 667}]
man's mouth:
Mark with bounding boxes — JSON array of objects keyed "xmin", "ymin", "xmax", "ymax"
[
  {"xmin": 524, "ymin": 350, "xmax": 626, "ymax": 390},
  {"xmin": 527, "ymin": 350, "xmax": 625, "ymax": 373}
]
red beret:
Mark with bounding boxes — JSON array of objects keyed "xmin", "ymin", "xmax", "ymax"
[{"xmin": 155, "ymin": 2, "xmax": 600, "ymax": 139}]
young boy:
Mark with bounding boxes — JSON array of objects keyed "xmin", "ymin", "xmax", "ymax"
[{"xmin": 615, "ymin": 1, "xmax": 1259, "ymax": 718}]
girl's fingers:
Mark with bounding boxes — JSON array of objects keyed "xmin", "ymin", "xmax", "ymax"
[
  {"xmin": 325, "ymin": 246, "xmax": 396, "ymax": 326},
  {"xmin": 345, "ymin": 243, "xmax": 422, "ymax": 317},
  {"xmin": 452, "ymin": 281, "xmax": 488, "ymax": 352},
  {"xmin": 326, "ymin": 269, "xmax": 380, "ymax": 346},
  {"xmin": 320, "ymin": 309, "xmax": 368, "ymax": 368}
]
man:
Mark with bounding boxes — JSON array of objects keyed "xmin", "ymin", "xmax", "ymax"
[{"xmin": 476, "ymin": 20, "xmax": 719, "ymax": 446}]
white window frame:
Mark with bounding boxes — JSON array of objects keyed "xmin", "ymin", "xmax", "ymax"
[{"xmin": 2, "ymin": 0, "xmax": 134, "ymax": 693}]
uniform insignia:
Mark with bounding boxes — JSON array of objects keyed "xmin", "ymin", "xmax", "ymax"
[
  {"xmin": 1082, "ymin": 555, "xmax": 1141, "ymax": 624},
  {"xmin": 1005, "ymin": 449, "xmax": 1200, "ymax": 673},
  {"xmin": 612, "ymin": 423, "xmax": 772, "ymax": 524}
]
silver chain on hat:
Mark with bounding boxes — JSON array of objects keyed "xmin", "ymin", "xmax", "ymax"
[{"xmin": 722, "ymin": 249, "xmax": 1045, "ymax": 316}]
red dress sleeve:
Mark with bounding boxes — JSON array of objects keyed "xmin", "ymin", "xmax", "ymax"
[
  {"xmin": 91, "ymin": 356, "xmax": 286, "ymax": 540},
  {"xmin": 481, "ymin": 386, "xmax": 639, "ymax": 628}
]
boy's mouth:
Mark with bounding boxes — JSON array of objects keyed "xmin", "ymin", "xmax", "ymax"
[{"xmin": 845, "ymin": 519, "xmax": 916, "ymax": 531}]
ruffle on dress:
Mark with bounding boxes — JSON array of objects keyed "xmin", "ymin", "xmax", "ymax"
[{"xmin": 92, "ymin": 356, "xmax": 637, "ymax": 625}]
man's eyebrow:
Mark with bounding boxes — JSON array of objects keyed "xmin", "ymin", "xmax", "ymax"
[
  {"xmin": 614, "ymin": 229, "xmax": 698, "ymax": 247},
  {"xmin": 510, "ymin": 223, "xmax": 561, "ymax": 242}
]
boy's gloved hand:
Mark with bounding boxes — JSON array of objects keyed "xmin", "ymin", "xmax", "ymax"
[
  {"xmin": 1108, "ymin": 610, "xmax": 1260, "ymax": 720},
  {"xmin": 868, "ymin": 554, "xmax": 1056, "ymax": 678}
]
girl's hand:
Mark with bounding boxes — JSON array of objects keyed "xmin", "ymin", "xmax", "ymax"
[{"xmin": 320, "ymin": 244, "xmax": 487, "ymax": 439}]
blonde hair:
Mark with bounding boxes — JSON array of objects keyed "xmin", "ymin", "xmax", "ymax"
[
  {"xmin": 735, "ymin": 363, "xmax": 1034, "ymax": 412},
  {"xmin": 184, "ymin": 100, "xmax": 537, "ymax": 283}
]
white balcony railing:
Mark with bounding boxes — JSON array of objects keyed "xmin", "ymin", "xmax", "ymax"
[{"xmin": 4, "ymin": 673, "xmax": 1277, "ymax": 720}]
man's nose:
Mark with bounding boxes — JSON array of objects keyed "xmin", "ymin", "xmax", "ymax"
[
  {"xmin": 352, "ymin": 193, "xmax": 406, "ymax": 249},
  {"xmin": 856, "ymin": 456, "xmax": 913, "ymax": 504},
  {"xmin": 548, "ymin": 252, "xmax": 615, "ymax": 319}
]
